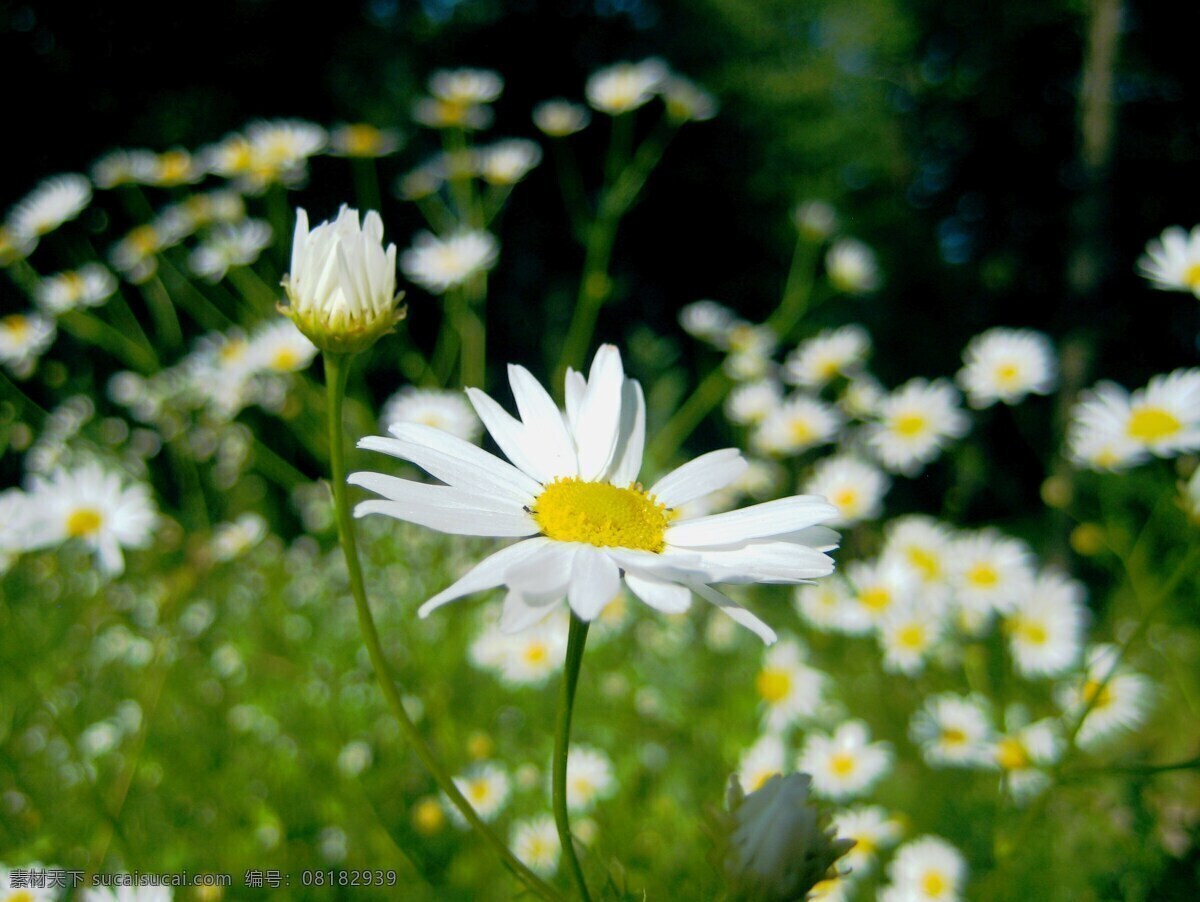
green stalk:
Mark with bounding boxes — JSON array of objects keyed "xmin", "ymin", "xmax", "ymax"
[
  {"xmin": 322, "ymin": 351, "xmax": 560, "ymax": 901},
  {"xmin": 352, "ymin": 157, "xmax": 383, "ymax": 215},
  {"xmin": 766, "ymin": 233, "xmax": 819, "ymax": 340},
  {"xmin": 60, "ymin": 310, "xmax": 158, "ymax": 373},
  {"xmin": 646, "ymin": 365, "xmax": 730, "ymax": 469},
  {"xmin": 553, "ymin": 613, "xmax": 593, "ymax": 902}
]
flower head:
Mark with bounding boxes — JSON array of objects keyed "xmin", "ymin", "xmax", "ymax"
[
  {"xmin": 1138, "ymin": 225, "xmax": 1200, "ymax": 297},
  {"xmin": 533, "ymin": 100, "xmax": 592, "ymax": 137},
  {"xmin": 400, "ymin": 230, "xmax": 498, "ymax": 294},
  {"xmin": 880, "ymin": 836, "xmax": 968, "ymax": 902},
  {"xmin": 868, "ymin": 378, "xmax": 969, "ymax": 476},
  {"xmin": 586, "ymin": 59, "xmax": 669, "ymax": 115},
  {"xmin": 0, "ymin": 313, "xmax": 56, "ymax": 378},
  {"xmin": 798, "ymin": 720, "xmax": 893, "ymax": 800},
  {"xmin": 36, "ymin": 264, "xmax": 117, "ymax": 314},
  {"xmin": 8, "ymin": 173, "xmax": 92, "ymax": 242},
  {"xmin": 352, "ymin": 346, "xmax": 838, "ymax": 642},
  {"xmin": 825, "ymin": 239, "xmax": 880, "ymax": 294},
  {"xmin": 956, "ymin": 327, "xmax": 1057, "ymax": 408},
  {"xmin": 381, "ymin": 386, "xmax": 481, "ymax": 443},
  {"xmin": 280, "ymin": 206, "xmax": 404, "ymax": 353}
]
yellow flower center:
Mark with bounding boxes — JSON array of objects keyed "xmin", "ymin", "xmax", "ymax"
[
  {"xmin": 967, "ymin": 563, "xmax": 999, "ymax": 588},
  {"xmin": 996, "ymin": 737, "xmax": 1030, "ymax": 771},
  {"xmin": 3, "ymin": 314, "xmax": 29, "ymax": 338},
  {"xmin": 156, "ymin": 151, "xmax": 192, "ymax": 184},
  {"xmin": 897, "ymin": 624, "xmax": 926, "ymax": 650},
  {"xmin": 342, "ymin": 124, "xmax": 384, "ymax": 155},
  {"xmin": 128, "ymin": 225, "xmax": 160, "ymax": 256},
  {"xmin": 749, "ymin": 769, "xmax": 778, "ymax": 792},
  {"xmin": 818, "ymin": 357, "xmax": 842, "ymax": 379},
  {"xmin": 789, "ymin": 419, "xmax": 815, "ymax": 444},
  {"xmin": 756, "ymin": 668, "xmax": 791, "ymax": 703},
  {"xmin": 941, "ymin": 727, "xmax": 967, "ymax": 746},
  {"xmin": 829, "ymin": 752, "xmax": 857, "ymax": 776},
  {"xmin": 271, "ymin": 347, "xmax": 301, "ymax": 372},
  {"xmin": 533, "ymin": 478, "xmax": 669, "ymax": 552},
  {"xmin": 468, "ymin": 780, "xmax": 492, "ymax": 803},
  {"xmin": 1127, "ymin": 406, "xmax": 1181, "ymax": 442},
  {"xmin": 893, "ymin": 413, "xmax": 927, "ymax": 437},
  {"xmin": 1014, "ymin": 617, "xmax": 1048, "ymax": 646},
  {"xmin": 1185, "ymin": 262, "xmax": 1200, "ymax": 290},
  {"xmin": 570, "ymin": 776, "xmax": 594, "ymax": 798},
  {"xmin": 1082, "ymin": 679, "xmax": 1114, "ymax": 709},
  {"xmin": 859, "ymin": 587, "xmax": 891, "ymax": 611},
  {"xmin": 7, "ymin": 891, "xmax": 36, "ymax": 902},
  {"xmin": 467, "ymin": 733, "xmax": 493, "ymax": 759},
  {"xmin": 62, "ymin": 271, "xmax": 87, "ymax": 299},
  {"xmin": 994, "ymin": 362, "xmax": 1020, "ymax": 386},
  {"xmin": 412, "ymin": 797, "xmax": 445, "ymax": 834},
  {"xmin": 922, "ymin": 871, "xmax": 948, "ymax": 897},
  {"xmin": 907, "ymin": 547, "xmax": 941, "ymax": 581},
  {"xmin": 219, "ymin": 339, "xmax": 247, "ymax": 363},
  {"xmin": 66, "ymin": 507, "xmax": 104, "ymax": 537},
  {"xmin": 522, "ymin": 641, "xmax": 549, "ymax": 665},
  {"xmin": 832, "ymin": 487, "xmax": 859, "ymax": 512}
]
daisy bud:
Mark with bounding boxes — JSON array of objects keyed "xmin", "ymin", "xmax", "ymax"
[
  {"xmin": 279, "ymin": 205, "xmax": 405, "ymax": 354},
  {"xmin": 720, "ymin": 773, "xmax": 854, "ymax": 901}
]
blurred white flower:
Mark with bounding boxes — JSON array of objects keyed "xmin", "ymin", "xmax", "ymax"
[
  {"xmin": 843, "ymin": 557, "xmax": 916, "ymax": 633},
  {"xmin": 867, "ymin": 378, "xmax": 969, "ymax": 476},
  {"xmin": 678, "ymin": 299, "xmax": 737, "ymax": 344},
  {"xmin": 1056, "ymin": 645, "xmax": 1154, "ymax": 749},
  {"xmin": 449, "ymin": 761, "xmax": 511, "ymax": 823},
  {"xmin": 281, "ymin": 205, "xmax": 403, "ymax": 353},
  {"xmin": 784, "ymin": 325, "xmax": 871, "ymax": 389},
  {"xmin": 825, "ymin": 238, "xmax": 880, "ymax": 294},
  {"xmin": 1137, "ymin": 225, "xmax": 1200, "ymax": 297},
  {"xmin": 660, "ymin": 74, "xmax": 718, "ymax": 122},
  {"xmin": 1065, "ymin": 382, "xmax": 1149, "ymax": 471},
  {"xmin": 737, "ymin": 733, "xmax": 786, "ymax": 793},
  {"xmin": 753, "ymin": 395, "xmax": 842, "ymax": 457},
  {"xmin": 792, "ymin": 201, "xmax": 838, "ymax": 241},
  {"xmin": 189, "ymin": 219, "xmax": 273, "ymax": 282},
  {"xmin": 1005, "ymin": 571, "xmax": 1087, "ymax": 678},
  {"xmin": 247, "ymin": 320, "xmax": 318, "ymax": 374},
  {"xmin": 755, "ymin": 639, "xmax": 826, "ymax": 731},
  {"xmin": 430, "ymin": 68, "xmax": 504, "ymax": 104},
  {"xmin": 880, "ymin": 836, "xmax": 967, "ymax": 902},
  {"xmin": 533, "ymin": 99, "xmax": 591, "ymax": 137},
  {"xmin": 510, "ymin": 814, "xmax": 561, "ymax": 876},
  {"xmin": 803, "ymin": 454, "xmax": 889, "ymax": 526},
  {"xmin": 37, "ymin": 264, "xmax": 117, "ymax": 315},
  {"xmin": 381, "ymin": 386, "xmax": 482, "ymax": 443},
  {"xmin": 878, "ymin": 601, "xmax": 943, "ymax": 675},
  {"xmin": 401, "ymin": 230, "xmax": 498, "ymax": 294},
  {"xmin": 586, "ymin": 59, "xmax": 669, "ymax": 115},
  {"xmin": 476, "ymin": 139, "xmax": 543, "ymax": 186},
  {"xmin": 831, "ymin": 805, "xmax": 903, "ymax": 877},
  {"xmin": 565, "ymin": 746, "xmax": 616, "ymax": 813},
  {"xmin": 469, "ymin": 608, "xmax": 566, "ymax": 687},
  {"xmin": 990, "ymin": 715, "xmax": 1062, "ymax": 803},
  {"xmin": 794, "ymin": 575, "xmax": 857, "ymax": 633},
  {"xmin": 948, "ymin": 529, "xmax": 1036, "ymax": 630},
  {"xmin": 8, "ymin": 173, "xmax": 92, "ymax": 242},
  {"xmin": 956, "ymin": 327, "xmax": 1057, "ymax": 408},
  {"xmin": 910, "ymin": 694, "xmax": 995, "ymax": 769},
  {"xmin": 798, "ymin": 720, "xmax": 892, "ymax": 801},
  {"xmin": 725, "ymin": 379, "xmax": 783, "ymax": 426},
  {"xmin": 330, "ymin": 123, "xmax": 402, "ymax": 158},
  {"xmin": 0, "ymin": 313, "xmax": 56, "ymax": 378}
]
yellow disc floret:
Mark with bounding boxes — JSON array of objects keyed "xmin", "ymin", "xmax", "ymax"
[
  {"xmin": 1127, "ymin": 406, "xmax": 1181, "ymax": 442},
  {"xmin": 533, "ymin": 477, "xmax": 670, "ymax": 552}
]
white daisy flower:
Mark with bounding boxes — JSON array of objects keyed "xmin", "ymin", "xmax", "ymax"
[
  {"xmin": 137, "ymin": 148, "xmax": 204, "ymax": 187},
  {"xmin": 25, "ymin": 462, "xmax": 157, "ymax": 575},
  {"xmin": 430, "ymin": 68, "xmax": 504, "ymax": 105},
  {"xmin": 244, "ymin": 118, "xmax": 328, "ymax": 184},
  {"xmin": 725, "ymin": 379, "xmax": 783, "ymax": 426},
  {"xmin": 36, "ymin": 264, "xmax": 118, "ymax": 314},
  {"xmin": 585, "ymin": 59, "xmax": 669, "ymax": 115},
  {"xmin": 880, "ymin": 515, "xmax": 955, "ymax": 600},
  {"xmin": 752, "ymin": 395, "xmax": 842, "ymax": 457},
  {"xmin": 910, "ymin": 694, "xmax": 995, "ymax": 769},
  {"xmin": 188, "ymin": 219, "xmax": 273, "ymax": 282},
  {"xmin": 565, "ymin": 745, "xmax": 616, "ymax": 813},
  {"xmin": 533, "ymin": 99, "xmax": 592, "ymax": 137},
  {"xmin": 948, "ymin": 529, "xmax": 1036, "ymax": 629},
  {"xmin": 839, "ymin": 374, "xmax": 886, "ymax": 419},
  {"xmin": 351, "ymin": 346, "xmax": 839, "ymax": 643},
  {"xmin": 737, "ymin": 733, "xmax": 787, "ymax": 792},
  {"xmin": 794, "ymin": 575, "xmax": 858, "ymax": 633},
  {"xmin": 878, "ymin": 601, "xmax": 943, "ymax": 675},
  {"xmin": 1056, "ymin": 644, "xmax": 1154, "ymax": 749},
  {"xmin": 798, "ymin": 720, "xmax": 893, "ymax": 801},
  {"xmin": 990, "ymin": 716, "xmax": 1062, "ymax": 803},
  {"xmin": 469, "ymin": 608, "xmax": 567, "ymax": 687},
  {"xmin": 0, "ymin": 865, "xmax": 59, "ymax": 901},
  {"xmin": 808, "ymin": 874, "xmax": 855, "ymax": 902},
  {"xmin": 281, "ymin": 205, "xmax": 402, "ymax": 352},
  {"xmin": 1065, "ymin": 382, "xmax": 1149, "ymax": 471},
  {"xmin": 784, "ymin": 325, "xmax": 871, "ymax": 389},
  {"xmin": 803, "ymin": 454, "xmax": 890, "ymax": 526},
  {"xmin": 396, "ymin": 159, "xmax": 447, "ymax": 201},
  {"xmin": 413, "ymin": 97, "xmax": 494, "ymax": 131},
  {"xmin": 956, "ymin": 327, "xmax": 1057, "ymax": 408},
  {"xmin": 831, "ymin": 805, "xmax": 903, "ymax": 877},
  {"xmin": 448, "ymin": 761, "xmax": 511, "ymax": 824},
  {"xmin": 401, "ymin": 230, "xmax": 499, "ymax": 294},
  {"xmin": 246, "ymin": 320, "xmax": 318, "ymax": 374},
  {"xmin": 660, "ymin": 75, "xmax": 718, "ymax": 123},
  {"xmin": 825, "ymin": 238, "xmax": 880, "ymax": 294},
  {"xmin": 211, "ymin": 512, "xmax": 269, "ymax": 562},
  {"xmin": 1137, "ymin": 225, "xmax": 1200, "ymax": 297},
  {"xmin": 0, "ymin": 313, "xmax": 56, "ymax": 378},
  {"xmin": 381, "ymin": 386, "xmax": 482, "ymax": 443},
  {"xmin": 184, "ymin": 329, "xmax": 257, "ymax": 418},
  {"xmin": 330, "ymin": 123, "xmax": 403, "ymax": 158},
  {"xmin": 755, "ymin": 639, "xmax": 826, "ymax": 731},
  {"xmin": 0, "ymin": 226, "xmax": 36, "ymax": 266},
  {"xmin": 8, "ymin": 173, "xmax": 92, "ymax": 241},
  {"xmin": 510, "ymin": 814, "xmax": 560, "ymax": 876},
  {"xmin": 724, "ymin": 322, "xmax": 779, "ymax": 357},
  {"xmin": 842, "ymin": 557, "xmax": 916, "ymax": 634},
  {"xmin": 880, "ymin": 836, "xmax": 967, "ymax": 902},
  {"xmin": 1124, "ymin": 368, "xmax": 1200, "ymax": 456},
  {"xmin": 792, "ymin": 201, "xmax": 838, "ymax": 241},
  {"xmin": 1005, "ymin": 571, "xmax": 1087, "ymax": 678},
  {"xmin": 678, "ymin": 299, "xmax": 736, "ymax": 344},
  {"xmin": 476, "ymin": 139, "xmax": 543, "ymax": 186},
  {"xmin": 868, "ymin": 378, "xmax": 969, "ymax": 476},
  {"xmin": 91, "ymin": 148, "xmax": 157, "ymax": 189},
  {"xmin": 110, "ymin": 224, "xmax": 172, "ymax": 284},
  {"xmin": 724, "ymin": 349, "xmax": 775, "ymax": 382}
]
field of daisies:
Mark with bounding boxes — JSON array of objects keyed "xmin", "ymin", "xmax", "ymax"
[{"xmin": 3, "ymin": 26, "xmax": 1200, "ymax": 902}]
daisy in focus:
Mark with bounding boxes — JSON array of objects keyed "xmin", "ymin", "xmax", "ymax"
[
  {"xmin": 351, "ymin": 346, "xmax": 839, "ymax": 643},
  {"xmin": 955, "ymin": 327, "xmax": 1057, "ymax": 408},
  {"xmin": 1138, "ymin": 225, "xmax": 1200, "ymax": 297}
]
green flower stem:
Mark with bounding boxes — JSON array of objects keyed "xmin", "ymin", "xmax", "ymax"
[
  {"xmin": 766, "ymin": 234, "xmax": 819, "ymax": 341},
  {"xmin": 225, "ymin": 265, "xmax": 279, "ymax": 318},
  {"xmin": 155, "ymin": 258, "xmax": 235, "ymax": 330},
  {"xmin": 322, "ymin": 352, "xmax": 560, "ymax": 902},
  {"xmin": 0, "ymin": 366, "xmax": 48, "ymax": 422},
  {"xmin": 352, "ymin": 157, "xmax": 382, "ymax": 215},
  {"xmin": 414, "ymin": 193, "xmax": 456, "ymax": 234},
  {"xmin": 132, "ymin": 275, "xmax": 184, "ymax": 351},
  {"xmin": 443, "ymin": 127, "xmax": 481, "ymax": 228},
  {"xmin": 554, "ymin": 613, "xmax": 593, "ymax": 902},
  {"xmin": 266, "ymin": 184, "xmax": 291, "ymax": 268},
  {"xmin": 549, "ymin": 138, "xmax": 589, "ymax": 243},
  {"xmin": 59, "ymin": 310, "xmax": 158, "ymax": 374},
  {"xmin": 646, "ymin": 365, "xmax": 730, "ymax": 470}
]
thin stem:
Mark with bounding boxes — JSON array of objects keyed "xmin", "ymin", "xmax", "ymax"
[
  {"xmin": 766, "ymin": 234, "xmax": 819, "ymax": 340},
  {"xmin": 554, "ymin": 613, "xmax": 593, "ymax": 902},
  {"xmin": 352, "ymin": 157, "xmax": 382, "ymax": 215},
  {"xmin": 59, "ymin": 310, "xmax": 158, "ymax": 373},
  {"xmin": 322, "ymin": 351, "xmax": 560, "ymax": 901},
  {"xmin": 646, "ymin": 365, "xmax": 730, "ymax": 469}
]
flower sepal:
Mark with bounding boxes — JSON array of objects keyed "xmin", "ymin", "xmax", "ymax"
[{"xmin": 277, "ymin": 292, "xmax": 407, "ymax": 355}]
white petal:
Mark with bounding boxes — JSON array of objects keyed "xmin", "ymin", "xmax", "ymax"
[
  {"xmin": 354, "ymin": 499, "xmax": 538, "ymax": 537},
  {"xmin": 624, "ymin": 571, "xmax": 692, "ymax": 614},
  {"xmin": 606, "ymin": 379, "xmax": 645, "ymax": 486},
  {"xmin": 419, "ymin": 538, "xmax": 550, "ymax": 616},
  {"xmin": 681, "ymin": 542, "xmax": 835, "ymax": 584},
  {"xmin": 466, "ymin": 387, "xmax": 558, "ymax": 484},
  {"xmin": 575, "ymin": 345, "xmax": 625, "ymax": 480},
  {"xmin": 505, "ymin": 541, "xmax": 577, "ymax": 600},
  {"xmin": 363, "ymin": 423, "xmax": 541, "ymax": 502},
  {"xmin": 508, "ymin": 365, "xmax": 579, "ymax": 477},
  {"xmin": 649, "ymin": 448, "xmax": 747, "ymax": 509},
  {"xmin": 348, "ymin": 471, "xmax": 525, "ymax": 514},
  {"xmin": 564, "ymin": 367, "xmax": 587, "ymax": 434},
  {"xmin": 567, "ymin": 545, "xmax": 620, "ymax": 620},
  {"xmin": 666, "ymin": 496, "xmax": 838, "ymax": 547},
  {"xmin": 688, "ymin": 581, "xmax": 777, "ymax": 644},
  {"xmin": 499, "ymin": 590, "xmax": 562, "ymax": 633}
]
